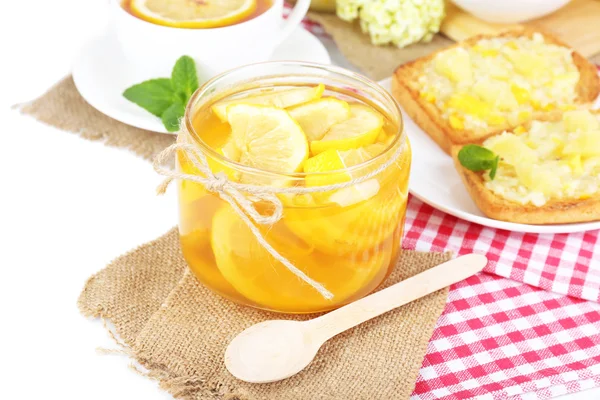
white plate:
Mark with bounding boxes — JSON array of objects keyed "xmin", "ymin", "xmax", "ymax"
[
  {"xmin": 72, "ymin": 28, "xmax": 331, "ymax": 134},
  {"xmin": 379, "ymin": 77, "xmax": 600, "ymax": 234}
]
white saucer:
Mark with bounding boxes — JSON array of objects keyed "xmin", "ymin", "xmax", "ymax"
[
  {"xmin": 72, "ymin": 28, "xmax": 331, "ymax": 134},
  {"xmin": 379, "ymin": 77, "xmax": 600, "ymax": 234}
]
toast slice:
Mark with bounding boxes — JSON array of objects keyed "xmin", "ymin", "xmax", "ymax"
[
  {"xmin": 451, "ymin": 111, "xmax": 600, "ymax": 225},
  {"xmin": 393, "ymin": 29, "xmax": 600, "ymax": 154},
  {"xmin": 451, "ymin": 146, "xmax": 600, "ymax": 224}
]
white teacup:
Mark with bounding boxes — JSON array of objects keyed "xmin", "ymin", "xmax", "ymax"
[{"xmin": 111, "ymin": 0, "xmax": 311, "ymax": 78}]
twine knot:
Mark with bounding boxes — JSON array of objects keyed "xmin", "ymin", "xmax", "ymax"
[
  {"xmin": 153, "ymin": 124, "xmax": 406, "ymax": 300},
  {"xmin": 205, "ymin": 171, "xmax": 229, "ymax": 192}
]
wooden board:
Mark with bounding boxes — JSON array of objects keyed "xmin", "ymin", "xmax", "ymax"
[{"xmin": 441, "ymin": 0, "xmax": 600, "ymax": 58}]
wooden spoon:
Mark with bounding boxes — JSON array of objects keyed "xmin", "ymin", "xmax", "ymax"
[{"xmin": 225, "ymin": 253, "xmax": 487, "ymax": 383}]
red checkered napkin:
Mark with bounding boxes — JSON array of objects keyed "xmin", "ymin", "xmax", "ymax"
[
  {"xmin": 404, "ymin": 197, "xmax": 600, "ymax": 399},
  {"xmin": 404, "ymin": 199, "xmax": 600, "ymax": 304},
  {"xmin": 414, "ymin": 266, "xmax": 600, "ymax": 399}
]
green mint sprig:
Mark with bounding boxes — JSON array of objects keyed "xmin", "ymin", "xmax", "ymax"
[
  {"xmin": 458, "ymin": 144, "xmax": 500, "ymax": 180},
  {"xmin": 123, "ymin": 55, "xmax": 199, "ymax": 132}
]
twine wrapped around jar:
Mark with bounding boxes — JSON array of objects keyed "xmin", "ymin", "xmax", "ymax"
[{"xmin": 153, "ymin": 123, "xmax": 407, "ymax": 300}]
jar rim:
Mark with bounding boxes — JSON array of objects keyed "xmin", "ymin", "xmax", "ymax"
[{"xmin": 184, "ymin": 61, "xmax": 406, "ymax": 180}]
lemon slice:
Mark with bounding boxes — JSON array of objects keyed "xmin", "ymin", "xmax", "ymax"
[
  {"xmin": 303, "ymin": 141, "xmax": 388, "ymax": 186},
  {"xmin": 376, "ymin": 130, "xmax": 389, "ymax": 143},
  {"xmin": 338, "ymin": 142, "xmax": 387, "ymax": 167},
  {"xmin": 284, "ymin": 183, "xmax": 408, "ymax": 254},
  {"xmin": 285, "ymin": 141, "xmax": 411, "ymax": 255},
  {"xmin": 302, "ymin": 143, "xmax": 393, "ymax": 209},
  {"xmin": 205, "ymin": 139, "xmax": 241, "ymax": 180},
  {"xmin": 130, "ymin": 0, "xmax": 257, "ymax": 28},
  {"xmin": 211, "ymin": 206, "xmax": 391, "ymax": 312},
  {"xmin": 179, "ymin": 136, "xmax": 241, "ymax": 184},
  {"xmin": 178, "ymin": 148, "xmax": 211, "ymax": 204},
  {"xmin": 303, "ymin": 150, "xmax": 350, "ymax": 187},
  {"xmin": 212, "ymin": 85, "xmax": 325, "ymax": 121},
  {"xmin": 285, "ymin": 183, "xmax": 408, "ymax": 255},
  {"xmin": 332, "ymin": 144, "xmax": 390, "ymax": 206},
  {"xmin": 310, "ymin": 104, "xmax": 384, "ymax": 155},
  {"xmin": 219, "ymin": 139, "xmax": 241, "ymax": 161},
  {"xmin": 288, "ymin": 98, "xmax": 351, "ymax": 141},
  {"xmin": 227, "ymin": 104, "xmax": 308, "ymax": 177},
  {"xmin": 179, "ymin": 201, "xmax": 240, "ymax": 298},
  {"xmin": 328, "ymin": 179, "xmax": 381, "ymax": 207}
]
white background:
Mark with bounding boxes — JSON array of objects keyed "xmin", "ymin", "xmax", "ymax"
[{"xmin": 0, "ymin": 0, "xmax": 598, "ymax": 398}]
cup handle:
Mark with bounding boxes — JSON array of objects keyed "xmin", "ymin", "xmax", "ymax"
[{"xmin": 274, "ymin": 0, "xmax": 311, "ymax": 47}]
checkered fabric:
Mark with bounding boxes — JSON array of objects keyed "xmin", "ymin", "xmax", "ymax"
[
  {"xmin": 404, "ymin": 199, "xmax": 600, "ymax": 304},
  {"xmin": 287, "ymin": 6, "xmax": 600, "ymax": 398},
  {"xmin": 408, "ymin": 239, "xmax": 600, "ymax": 399}
]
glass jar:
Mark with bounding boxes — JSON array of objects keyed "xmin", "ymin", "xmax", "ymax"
[{"xmin": 177, "ymin": 61, "xmax": 411, "ymax": 314}]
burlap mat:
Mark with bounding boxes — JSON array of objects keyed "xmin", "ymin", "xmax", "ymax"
[
  {"xmin": 17, "ymin": 27, "xmax": 452, "ymax": 400},
  {"xmin": 309, "ymin": 12, "xmax": 600, "ymax": 81},
  {"xmin": 79, "ymin": 228, "xmax": 451, "ymax": 400}
]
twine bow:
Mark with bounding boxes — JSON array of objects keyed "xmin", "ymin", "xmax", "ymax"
[{"xmin": 153, "ymin": 124, "xmax": 406, "ymax": 300}]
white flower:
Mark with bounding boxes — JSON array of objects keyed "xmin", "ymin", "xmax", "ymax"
[{"xmin": 337, "ymin": 0, "xmax": 445, "ymax": 48}]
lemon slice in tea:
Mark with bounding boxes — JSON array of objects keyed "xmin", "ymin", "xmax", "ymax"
[
  {"xmin": 227, "ymin": 104, "xmax": 308, "ymax": 176},
  {"xmin": 310, "ymin": 104, "xmax": 383, "ymax": 155},
  {"xmin": 130, "ymin": 0, "xmax": 257, "ymax": 29},
  {"xmin": 212, "ymin": 85, "xmax": 325, "ymax": 121},
  {"xmin": 288, "ymin": 98, "xmax": 351, "ymax": 141}
]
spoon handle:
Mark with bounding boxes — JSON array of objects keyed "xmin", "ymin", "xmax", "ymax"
[{"xmin": 307, "ymin": 253, "xmax": 487, "ymax": 342}]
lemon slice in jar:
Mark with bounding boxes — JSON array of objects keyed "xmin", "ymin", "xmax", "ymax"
[
  {"xmin": 338, "ymin": 142, "xmax": 387, "ymax": 167},
  {"xmin": 226, "ymin": 104, "xmax": 308, "ymax": 178},
  {"xmin": 210, "ymin": 206, "xmax": 391, "ymax": 312},
  {"xmin": 212, "ymin": 85, "xmax": 325, "ymax": 121},
  {"xmin": 285, "ymin": 182, "xmax": 408, "ymax": 256},
  {"xmin": 180, "ymin": 203, "xmax": 240, "ymax": 299},
  {"xmin": 288, "ymin": 98, "xmax": 351, "ymax": 141},
  {"xmin": 302, "ymin": 143, "xmax": 388, "ymax": 189},
  {"xmin": 178, "ymin": 138, "xmax": 241, "ymax": 199},
  {"xmin": 310, "ymin": 104, "xmax": 383, "ymax": 155},
  {"xmin": 130, "ymin": 0, "xmax": 257, "ymax": 29},
  {"xmin": 204, "ymin": 139, "xmax": 242, "ymax": 180},
  {"xmin": 329, "ymin": 143, "xmax": 390, "ymax": 206},
  {"xmin": 285, "ymin": 140, "xmax": 411, "ymax": 256},
  {"xmin": 302, "ymin": 149, "xmax": 351, "ymax": 187}
]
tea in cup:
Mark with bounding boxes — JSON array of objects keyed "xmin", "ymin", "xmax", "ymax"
[
  {"xmin": 121, "ymin": 0, "xmax": 275, "ymax": 28},
  {"xmin": 111, "ymin": 0, "xmax": 311, "ymax": 77}
]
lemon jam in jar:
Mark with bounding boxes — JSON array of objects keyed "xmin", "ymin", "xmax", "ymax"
[{"xmin": 177, "ymin": 62, "xmax": 411, "ymax": 313}]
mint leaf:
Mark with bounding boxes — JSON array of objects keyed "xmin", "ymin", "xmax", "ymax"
[
  {"xmin": 171, "ymin": 56, "xmax": 199, "ymax": 103},
  {"xmin": 122, "ymin": 56, "xmax": 201, "ymax": 132},
  {"xmin": 123, "ymin": 78, "xmax": 176, "ymax": 117},
  {"xmin": 161, "ymin": 103, "xmax": 186, "ymax": 132},
  {"xmin": 458, "ymin": 144, "xmax": 499, "ymax": 180},
  {"xmin": 489, "ymin": 156, "xmax": 500, "ymax": 180}
]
